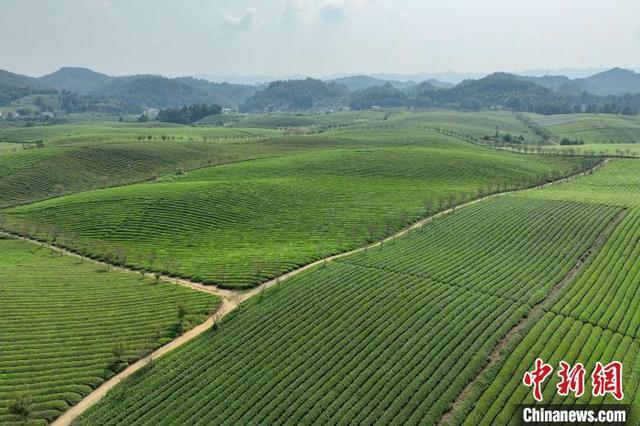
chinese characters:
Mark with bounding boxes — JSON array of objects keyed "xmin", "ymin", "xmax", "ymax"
[{"xmin": 522, "ymin": 359, "xmax": 623, "ymax": 402}]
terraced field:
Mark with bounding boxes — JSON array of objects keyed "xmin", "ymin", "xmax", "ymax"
[
  {"xmin": 0, "ymin": 236, "xmax": 219, "ymax": 425},
  {"xmin": 75, "ymin": 193, "xmax": 619, "ymax": 425},
  {"xmin": 1, "ymin": 139, "xmax": 598, "ymax": 288},
  {"xmin": 448, "ymin": 159, "xmax": 640, "ymax": 425}
]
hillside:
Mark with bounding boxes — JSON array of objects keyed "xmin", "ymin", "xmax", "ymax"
[
  {"xmin": 0, "ymin": 236, "xmax": 218, "ymax": 424},
  {"xmin": 434, "ymin": 73, "xmax": 573, "ymax": 114},
  {"xmin": 39, "ymin": 67, "xmax": 113, "ymax": 95},
  {"xmin": 525, "ymin": 68, "xmax": 640, "ymax": 96},
  {"xmin": 39, "ymin": 69, "xmax": 257, "ymax": 109},
  {"xmin": 349, "ymin": 83, "xmax": 408, "ymax": 109},
  {"xmin": 241, "ymin": 78, "xmax": 349, "ymax": 112},
  {"xmin": 575, "ymin": 67, "xmax": 640, "ymax": 95},
  {"xmin": 0, "ymin": 70, "xmax": 54, "ymax": 105},
  {"xmin": 33, "ymin": 67, "xmax": 255, "ymax": 109},
  {"xmin": 1, "ymin": 129, "xmax": 594, "ymax": 289},
  {"xmin": 74, "ymin": 182, "xmax": 617, "ymax": 425}
]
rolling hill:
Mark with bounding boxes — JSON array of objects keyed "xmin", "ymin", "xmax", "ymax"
[{"xmin": 1, "ymin": 128, "xmax": 597, "ymax": 289}]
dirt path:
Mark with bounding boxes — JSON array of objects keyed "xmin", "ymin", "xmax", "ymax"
[
  {"xmin": 0, "ymin": 158, "xmax": 608, "ymax": 426},
  {"xmin": 438, "ymin": 207, "xmax": 628, "ymax": 425}
]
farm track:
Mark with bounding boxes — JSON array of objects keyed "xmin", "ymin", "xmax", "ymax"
[
  {"xmin": 0, "ymin": 157, "xmax": 609, "ymax": 426},
  {"xmin": 438, "ymin": 207, "xmax": 628, "ymax": 425}
]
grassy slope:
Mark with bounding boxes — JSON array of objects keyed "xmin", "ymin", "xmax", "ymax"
[
  {"xmin": 0, "ymin": 236, "xmax": 219, "ymax": 425},
  {"xmin": 1, "ymin": 132, "xmax": 598, "ymax": 288},
  {"xmin": 454, "ymin": 159, "xmax": 640, "ymax": 424},
  {"xmin": 75, "ymin": 194, "xmax": 617, "ymax": 425},
  {"xmin": 384, "ymin": 110, "xmax": 545, "ymax": 143},
  {"xmin": 0, "ymin": 123, "xmax": 286, "ymax": 208},
  {"xmin": 0, "ymin": 111, "xmax": 552, "ymax": 208},
  {"xmin": 530, "ymin": 113, "xmax": 640, "ymax": 144}
]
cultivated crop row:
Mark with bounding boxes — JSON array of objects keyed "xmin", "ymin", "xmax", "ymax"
[
  {"xmin": 0, "ymin": 238, "xmax": 218, "ymax": 425},
  {"xmin": 1, "ymin": 146, "xmax": 599, "ymax": 288},
  {"xmin": 76, "ymin": 196, "xmax": 614, "ymax": 425},
  {"xmin": 451, "ymin": 159, "xmax": 640, "ymax": 424}
]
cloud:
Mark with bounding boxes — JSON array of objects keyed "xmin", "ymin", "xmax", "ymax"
[
  {"xmin": 283, "ymin": 0, "xmax": 370, "ymax": 23},
  {"xmin": 220, "ymin": 7, "xmax": 260, "ymax": 31}
]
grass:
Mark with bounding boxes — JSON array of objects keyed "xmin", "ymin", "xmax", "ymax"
[
  {"xmin": 0, "ymin": 236, "xmax": 219, "ymax": 425},
  {"xmin": 74, "ymin": 194, "xmax": 617, "ymax": 425},
  {"xmin": 1, "ymin": 134, "xmax": 598, "ymax": 288}
]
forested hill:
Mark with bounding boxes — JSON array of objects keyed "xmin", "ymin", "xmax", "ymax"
[
  {"xmin": 240, "ymin": 78, "xmax": 349, "ymax": 113},
  {"xmin": 0, "ymin": 69, "xmax": 55, "ymax": 105},
  {"xmin": 39, "ymin": 68, "xmax": 258, "ymax": 109},
  {"xmin": 0, "ymin": 67, "xmax": 258, "ymax": 111}
]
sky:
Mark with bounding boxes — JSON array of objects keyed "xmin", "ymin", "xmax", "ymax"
[{"xmin": 1, "ymin": 0, "xmax": 639, "ymax": 78}]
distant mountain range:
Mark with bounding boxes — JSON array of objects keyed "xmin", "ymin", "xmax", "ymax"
[
  {"xmin": 1, "ymin": 67, "xmax": 640, "ymax": 116},
  {"xmin": 0, "ymin": 67, "xmax": 259, "ymax": 112}
]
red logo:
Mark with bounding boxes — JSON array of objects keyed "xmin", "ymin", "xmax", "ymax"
[
  {"xmin": 556, "ymin": 361, "xmax": 585, "ymax": 397},
  {"xmin": 592, "ymin": 361, "xmax": 624, "ymax": 401},
  {"xmin": 523, "ymin": 358, "xmax": 553, "ymax": 402},
  {"xmin": 523, "ymin": 359, "xmax": 623, "ymax": 402}
]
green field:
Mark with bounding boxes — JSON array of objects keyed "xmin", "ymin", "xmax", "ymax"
[
  {"xmin": 450, "ymin": 159, "xmax": 640, "ymax": 424},
  {"xmin": 0, "ymin": 133, "xmax": 597, "ymax": 288},
  {"xmin": 2, "ymin": 110, "xmax": 639, "ymax": 425},
  {"xmin": 0, "ymin": 123, "xmax": 294, "ymax": 207},
  {"xmin": 529, "ymin": 113, "xmax": 640, "ymax": 145},
  {"xmin": 0, "ymin": 236, "xmax": 219, "ymax": 425},
  {"xmin": 74, "ymin": 191, "xmax": 619, "ymax": 424},
  {"xmin": 201, "ymin": 110, "xmax": 387, "ymax": 130},
  {"xmin": 545, "ymin": 143, "xmax": 640, "ymax": 157},
  {"xmin": 387, "ymin": 110, "xmax": 546, "ymax": 143}
]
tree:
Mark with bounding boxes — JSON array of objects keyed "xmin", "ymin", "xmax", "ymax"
[
  {"xmin": 8, "ymin": 393, "xmax": 32, "ymax": 422},
  {"xmin": 53, "ymin": 184, "xmax": 65, "ymax": 196},
  {"xmin": 177, "ymin": 303, "xmax": 188, "ymax": 323},
  {"xmin": 112, "ymin": 342, "xmax": 126, "ymax": 362}
]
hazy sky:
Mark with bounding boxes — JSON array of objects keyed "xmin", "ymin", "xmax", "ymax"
[{"xmin": 2, "ymin": 0, "xmax": 639, "ymax": 77}]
